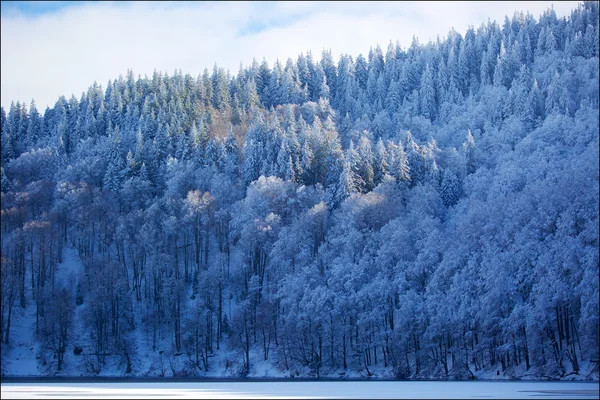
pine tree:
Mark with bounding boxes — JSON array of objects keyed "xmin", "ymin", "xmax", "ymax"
[
  {"xmin": 153, "ymin": 121, "xmax": 170, "ymax": 161},
  {"xmin": 139, "ymin": 161, "xmax": 150, "ymax": 183},
  {"xmin": 354, "ymin": 53, "xmax": 369, "ymax": 91},
  {"xmin": 57, "ymin": 117, "xmax": 73, "ymax": 156},
  {"xmin": 257, "ymin": 58, "xmax": 271, "ymax": 104},
  {"xmin": 202, "ymin": 68, "xmax": 213, "ymax": 108},
  {"xmin": 297, "ymin": 52, "xmax": 310, "ymax": 89},
  {"xmin": 323, "ymin": 130, "xmax": 344, "ymax": 189},
  {"xmin": 95, "ymin": 99, "xmax": 108, "ymax": 137},
  {"xmin": 103, "ymin": 125, "xmax": 126, "ymax": 191},
  {"xmin": 243, "ymin": 113, "xmax": 267, "ymax": 184},
  {"xmin": 332, "ymin": 153, "xmax": 358, "ymax": 208},
  {"xmin": 135, "ymin": 127, "xmax": 145, "ymax": 163},
  {"xmin": 300, "ymin": 141, "xmax": 314, "ymax": 185},
  {"xmin": 440, "ymin": 169, "xmax": 461, "ymax": 207},
  {"xmin": 386, "ymin": 79, "xmax": 403, "ymax": 113},
  {"xmin": 545, "ymin": 28, "xmax": 557, "ymax": 52},
  {"xmin": 419, "ymin": 64, "xmax": 437, "ymax": 121},
  {"xmin": 26, "ymin": 100, "xmax": 42, "ymax": 150},
  {"xmin": 212, "ymin": 66, "xmax": 231, "ymax": 111},
  {"xmin": 530, "ymin": 78, "xmax": 544, "ymax": 123},
  {"xmin": 276, "ymin": 142, "xmax": 295, "ymax": 182},
  {"xmin": 17, "ymin": 101, "xmax": 29, "ymax": 153},
  {"xmin": 266, "ymin": 60, "xmax": 283, "ymax": 108},
  {"xmin": 224, "ymin": 127, "xmax": 240, "ymax": 179},
  {"xmin": 480, "ymin": 50, "xmax": 492, "ymax": 86},
  {"xmin": 344, "ymin": 139, "xmax": 364, "ymax": 193},
  {"xmin": 205, "ymin": 137, "xmax": 223, "ymax": 168},
  {"xmin": 320, "ymin": 49, "xmax": 337, "ymax": 97},
  {"xmin": 373, "ymin": 138, "xmax": 388, "ymax": 186},
  {"xmin": 388, "ymin": 140, "xmax": 411, "ymax": 185},
  {"xmin": 463, "ymin": 129, "xmax": 477, "ymax": 175},
  {"xmin": 457, "ymin": 40, "xmax": 470, "ymax": 95},
  {"xmin": 123, "ymin": 150, "xmax": 139, "ymax": 179},
  {"xmin": 493, "ymin": 54, "xmax": 504, "ymax": 87},
  {"xmin": 0, "ymin": 107, "xmax": 5, "ymax": 134},
  {"xmin": 2, "ymin": 103, "xmax": 19, "ymax": 160},
  {"xmin": 316, "ymin": 67, "xmax": 330, "ymax": 101},
  {"xmin": 242, "ymin": 79, "xmax": 260, "ymax": 111},
  {"xmin": 279, "ymin": 69, "xmax": 297, "ymax": 105},
  {"xmin": 176, "ymin": 130, "xmax": 192, "ymax": 161},
  {"xmin": 0, "ymin": 166, "xmax": 11, "ymax": 193},
  {"xmin": 545, "ymin": 71, "xmax": 568, "ymax": 115},
  {"xmin": 513, "ymin": 65, "xmax": 535, "ymax": 132},
  {"xmin": 194, "ymin": 117, "xmax": 211, "ymax": 164}
]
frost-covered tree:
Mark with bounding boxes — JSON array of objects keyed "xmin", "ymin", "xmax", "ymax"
[{"xmin": 1, "ymin": 2, "xmax": 598, "ymax": 380}]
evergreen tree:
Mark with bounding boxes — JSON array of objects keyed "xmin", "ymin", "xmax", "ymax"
[
  {"xmin": 266, "ymin": 60, "xmax": 283, "ymax": 108},
  {"xmin": 545, "ymin": 71, "xmax": 569, "ymax": 115},
  {"xmin": 17, "ymin": 101, "xmax": 29, "ymax": 153},
  {"xmin": 320, "ymin": 49, "xmax": 337, "ymax": 97},
  {"xmin": 243, "ymin": 113, "xmax": 266, "ymax": 184},
  {"xmin": 300, "ymin": 141, "xmax": 314, "ymax": 185},
  {"xmin": 0, "ymin": 166, "xmax": 11, "ymax": 193},
  {"xmin": 373, "ymin": 137, "xmax": 388, "ymax": 186},
  {"xmin": 313, "ymin": 64, "xmax": 330, "ymax": 101},
  {"xmin": 355, "ymin": 136, "xmax": 374, "ymax": 192},
  {"xmin": 224, "ymin": 127, "xmax": 240, "ymax": 179},
  {"xmin": 103, "ymin": 125, "xmax": 126, "ymax": 191},
  {"xmin": 212, "ymin": 65, "xmax": 231, "ymax": 110},
  {"xmin": 202, "ymin": 68, "xmax": 213, "ymax": 108},
  {"xmin": 276, "ymin": 141, "xmax": 295, "ymax": 182},
  {"xmin": 297, "ymin": 53, "xmax": 310, "ymax": 89},
  {"xmin": 440, "ymin": 169, "xmax": 461, "ymax": 207},
  {"xmin": 205, "ymin": 137, "xmax": 222, "ymax": 168},
  {"xmin": 419, "ymin": 64, "xmax": 436, "ymax": 121},
  {"xmin": 462, "ymin": 129, "xmax": 477, "ymax": 175},
  {"xmin": 387, "ymin": 140, "xmax": 411, "ymax": 185},
  {"xmin": 242, "ymin": 79, "xmax": 260, "ymax": 111},
  {"xmin": 176, "ymin": 130, "xmax": 192, "ymax": 161},
  {"xmin": 257, "ymin": 58, "xmax": 271, "ymax": 104},
  {"xmin": 530, "ymin": 78, "xmax": 545, "ymax": 123},
  {"xmin": 26, "ymin": 100, "xmax": 43, "ymax": 150},
  {"xmin": 123, "ymin": 150, "xmax": 139, "ymax": 180},
  {"xmin": 0, "ymin": 106, "xmax": 5, "ymax": 134},
  {"xmin": 135, "ymin": 127, "xmax": 146, "ymax": 163},
  {"xmin": 354, "ymin": 53, "xmax": 369, "ymax": 90},
  {"xmin": 331, "ymin": 146, "xmax": 360, "ymax": 207}
]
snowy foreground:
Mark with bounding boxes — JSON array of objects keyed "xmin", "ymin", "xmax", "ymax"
[{"xmin": 1, "ymin": 381, "xmax": 598, "ymax": 399}]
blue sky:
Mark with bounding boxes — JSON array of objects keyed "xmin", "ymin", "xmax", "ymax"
[
  {"xmin": 1, "ymin": 1, "xmax": 76, "ymax": 15},
  {"xmin": 1, "ymin": 1, "xmax": 579, "ymax": 110},
  {"xmin": 0, "ymin": 1, "xmax": 104, "ymax": 16}
]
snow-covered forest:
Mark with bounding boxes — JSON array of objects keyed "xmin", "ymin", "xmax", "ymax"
[{"xmin": 1, "ymin": 2, "xmax": 598, "ymax": 380}]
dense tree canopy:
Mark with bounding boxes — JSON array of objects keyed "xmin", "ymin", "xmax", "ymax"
[{"xmin": 1, "ymin": 2, "xmax": 598, "ymax": 379}]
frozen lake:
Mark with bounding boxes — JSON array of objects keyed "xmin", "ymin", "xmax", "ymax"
[{"xmin": 1, "ymin": 380, "xmax": 598, "ymax": 399}]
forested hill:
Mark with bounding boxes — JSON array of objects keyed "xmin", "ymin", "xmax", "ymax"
[{"xmin": 1, "ymin": 2, "xmax": 598, "ymax": 380}]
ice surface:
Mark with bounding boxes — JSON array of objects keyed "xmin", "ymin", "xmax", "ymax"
[{"xmin": 1, "ymin": 381, "xmax": 598, "ymax": 399}]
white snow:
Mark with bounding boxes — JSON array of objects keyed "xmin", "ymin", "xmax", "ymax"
[
  {"xmin": 0, "ymin": 303, "xmax": 40, "ymax": 376},
  {"xmin": 3, "ymin": 247, "xmax": 597, "ymax": 383},
  {"xmin": 1, "ymin": 381, "xmax": 598, "ymax": 399}
]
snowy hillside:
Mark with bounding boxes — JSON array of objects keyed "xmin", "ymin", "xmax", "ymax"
[{"xmin": 1, "ymin": 1, "xmax": 598, "ymax": 381}]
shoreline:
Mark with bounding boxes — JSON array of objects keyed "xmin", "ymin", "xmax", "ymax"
[{"xmin": 2, "ymin": 376, "xmax": 598, "ymax": 383}]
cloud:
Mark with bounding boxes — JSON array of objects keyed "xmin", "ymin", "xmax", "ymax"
[{"xmin": 1, "ymin": 1, "xmax": 578, "ymax": 110}]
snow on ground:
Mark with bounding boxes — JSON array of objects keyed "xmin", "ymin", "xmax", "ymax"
[
  {"xmin": 3, "ymin": 246, "xmax": 598, "ymax": 383},
  {"xmin": 1, "ymin": 381, "xmax": 599, "ymax": 399},
  {"xmin": 54, "ymin": 247, "xmax": 82, "ymax": 293},
  {"xmin": 1, "ymin": 247, "xmax": 84, "ymax": 377},
  {"xmin": 0, "ymin": 301, "xmax": 40, "ymax": 376},
  {"xmin": 54, "ymin": 247, "xmax": 88, "ymax": 377}
]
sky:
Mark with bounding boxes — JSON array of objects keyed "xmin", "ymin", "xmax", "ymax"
[{"xmin": 1, "ymin": 1, "xmax": 580, "ymax": 111}]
